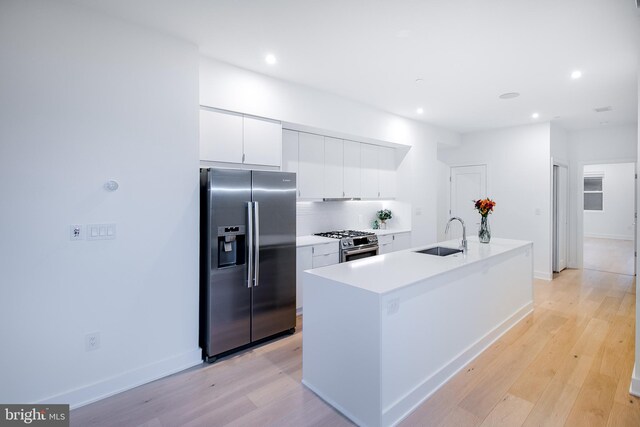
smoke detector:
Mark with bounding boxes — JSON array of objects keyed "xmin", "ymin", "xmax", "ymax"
[
  {"xmin": 593, "ymin": 106, "xmax": 613, "ymax": 113},
  {"xmin": 499, "ymin": 92, "xmax": 520, "ymax": 100}
]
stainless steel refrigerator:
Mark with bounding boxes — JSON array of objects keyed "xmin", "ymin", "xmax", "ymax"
[{"xmin": 200, "ymin": 168, "xmax": 296, "ymax": 362}]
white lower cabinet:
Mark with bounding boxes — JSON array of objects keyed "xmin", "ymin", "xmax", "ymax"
[
  {"xmin": 392, "ymin": 232, "xmax": 411, "ymax": 251},
  {"xmin": 378, "ymin": 232, "xmax": 412, "ymax": 255},
  {"xmin": 296, "ymin": 246, "xmax": 313, "ymax": 311},
  {"xmin": 378, "ymin": 234, "xmax": 394, "ymax": 254},
  {"xmin": 296, "ymin": 241, "xmax": 339, "ymax": 311}
]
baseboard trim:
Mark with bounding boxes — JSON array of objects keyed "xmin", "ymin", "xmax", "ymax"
[
  {"xmin": 41, "ymin": 348, "xmax": 202, "ymax": 409},
  {"xmin": 534, "ymin": 271, "xmax": 553, "ymax": 281},
  {"xmin": 383, "ymin": 301, "xmax": 534, "ymax": 427},
  {"xmin": 630, "ymin": 365, "xmax": 640, "ymax": 397},
  {"xmin": 584, "ymin": 233, "xmax": 634, "ymax": 241}
]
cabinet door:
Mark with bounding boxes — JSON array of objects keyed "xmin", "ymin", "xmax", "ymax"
[
  {"xmin": 361, "ymin": 143, "xmax": 379, "ymax": 199},
  {"xmin": 343, "ymin": 140, "xmax": 361, "ymax": 198},
  {"xmin": 296, "ymin": 246, "xmax": 313, "ymax": 311},
  {"xmin": 298, "ymin": 132, "xmax": 325, "ymax": 199},
  {"xmin": 324, "ymin": 137, "xmax": 344, "ymax": 198},
  {"xmin": 243, "ymin": 116, "xmax": 282, "ymax": 166},
  {"xmin": 282, "ymin": 130, "xmax": 299, "ymax": 174},
  {"xmin": 312, "ymin": 252, "xmax": 340, "ymax": 268},
  {"xmin": 378, "ymin": 146, "xmax": 397, "ymax": 199},
  {"xmin": 199, "ymin": 109, "xmax": 243, "ymax": 163},
  {"xmin": 392, "ymin": 232, "xmax": 411, "ymax": 251}
]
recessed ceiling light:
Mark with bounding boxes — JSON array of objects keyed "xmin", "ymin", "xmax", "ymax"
[
  {"xmin": 415, "ymin": 78, "xmax": 424, "ymax": 84},
  {"xmin": 416, "ymin": 107, "xmax": 424, "ymax": 115},
  {"xmin": 499, "ymin": 92, "xmax": 520, "ymax": 100},
  {"xmin": 571, "ymin": 70, "xmax": 582, "ymax": 79},
  {"xmin": 531, "ymin": 113, "xmax": 540, "ymax": 119},
  {"xmin": 265, "ymin": 54, "xmax": 277, "ymax": 65}
]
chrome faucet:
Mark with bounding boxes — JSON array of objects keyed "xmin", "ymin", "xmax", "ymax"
[{"xmin": 445, "ymin": 217, "xmax": 467, "ymax": 253}]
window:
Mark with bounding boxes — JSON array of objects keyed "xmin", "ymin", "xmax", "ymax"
[{"xmin": 583, "ymin": 174, "xmax": 603, "ymax": 211}]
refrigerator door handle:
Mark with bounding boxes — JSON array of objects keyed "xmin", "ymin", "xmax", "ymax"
[
  {"xmin": 254, "ymin": 201, "xmax": 260, "ymax": 287},
  {"xmin": 246, "ymin": 202, "xmax": 254, "ymax": 288}
]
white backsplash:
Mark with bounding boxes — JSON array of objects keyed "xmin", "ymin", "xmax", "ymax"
[{"xmin": 296, "ymin": 200, "xmax": 411, "ymax": 236}]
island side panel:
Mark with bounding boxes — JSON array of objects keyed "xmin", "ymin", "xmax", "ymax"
[
  {"xmin": 380, "ymin": 245, "xmax": 533, "ymax": 426},
  {"xmin": 302, "ymin": 271, "xmax": 382, "ymax": 427}
]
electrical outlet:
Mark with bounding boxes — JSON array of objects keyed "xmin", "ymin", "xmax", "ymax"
[
  {"xmin": 386, "ymin": 298, "xmax": 400, "ymax": 315},
  {"xmin": 85, "ymin": 332, "xmax": 100, "ymax": 351},
  {"xmin": 70, "ymin": 225, "xmax": 84, "ymax": 241}
]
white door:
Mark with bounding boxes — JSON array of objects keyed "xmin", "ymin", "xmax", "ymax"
[
  {"xmin": 243, "ymin": 116, "xmax": 282, "ymax": 166},
  {"xmin": 553, "ymin": 165, "xmax": 568, "ymax": 272},
  {"xmin": 323, "ymin": 137, "xmax": 344, "ymax": 198},
  {"xmin": 199, "ymin": 109, "xmax": 243, "ymax": 163},
  {"xmin": 378, "ymin": 146, "xmax": 397, "ymax": 199},
  {"xmin": 361, "ymin": 144, "xmax": 379, "ymax": 198},
  {"xmin": 450, "ymin": 165, "xmax": 487, "ymax": 239},
  {"xmin": 298, "ymin": 132, "xmax": 324, "ymax": 199},
  {"xmin": 343, "ymin": 141, "xmax": 361, "ymax": 198},
  {"xmin": 281, "ymin": 129, "xmax": 299, "ymax": 174}
]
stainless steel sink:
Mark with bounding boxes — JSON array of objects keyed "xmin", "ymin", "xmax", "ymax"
[{"xmin": 415, "ymin": 247, "xmax": 463, "ymax": 257}]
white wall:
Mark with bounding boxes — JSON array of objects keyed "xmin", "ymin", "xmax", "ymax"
[
  {"xmin": 200, "ymin": 58, "xmax": 460, "ymax": 246},
  {"xmin": 0, "ymin": 0, "xmax": 200, "ymax": 407},
  {"xmin": 583, "ymin": 163, "xmax": 635, "ymax": 240},
  {"xmin": 566, "ymin": 124, "xmax": 637, "ymax": 267},
  {"xmin": 551, "ymin": 123, "xmax": 569, "ymax": 163},
  {"xmin": 438, "ymin": 123, "xmax": 552, "ymax": 279}
]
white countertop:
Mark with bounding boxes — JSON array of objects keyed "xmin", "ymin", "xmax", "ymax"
[
  {"xmin": 296, "ymin": 235, "xmax": 338, "ymax": 247},
  {"xmin": 305, "ymin": 237, "xmax": 532, "ymax": 294},
  {"xmin": 362, "ymin": 228, "xmax": 411, "ymax": 236}
]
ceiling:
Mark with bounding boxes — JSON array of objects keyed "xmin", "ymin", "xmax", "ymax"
[{"xmin": 71, "ymin": 0, "xmax": 640, "ymax": 133}]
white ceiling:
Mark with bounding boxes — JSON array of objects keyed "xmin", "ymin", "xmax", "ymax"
[{"xmin": 72, "ymin": 0, "xmax": 640, "ymax": 133}]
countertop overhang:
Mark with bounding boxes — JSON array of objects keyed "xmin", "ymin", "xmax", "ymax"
[{"xmin": 305, "ymin": 237, "xmax": 533, "ymax": 294}]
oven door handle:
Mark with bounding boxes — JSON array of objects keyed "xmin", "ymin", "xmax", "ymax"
[{"xmin": 342, "ymin": 245, "xmax": 379, "ymax": 262}]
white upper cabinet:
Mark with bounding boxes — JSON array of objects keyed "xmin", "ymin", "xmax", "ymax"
[
  {"xmin": 343, "ymin": 140, "xmax": 361, "ymax": 198},
  {"xmin": 281, "ymin": 129, "xmax": 299, "ymax": 174},
  {"xmin": 199, "ymin": 109, "xmax": 243, "ymax": 163},
  {"xmin": 243, "ymin": 116, "xmax": 282, "ymax": 166},
  {"xmin": 378, "ymin": 146, "xmax": 397, "ymax": 199},
  {"xmin": 323, "ymin": 137, "xmax": 344, "ymax": 199},
  {"xmin": 360, "ymin": 144, "xmax": 379, "ymax": 199},
  {"xmin": 199, "ymin": 108, "xmax": 281, "ymax": 167},
  {"xmin": 298, "ymin": 132, "xmax": 325, "ymax": 199}
]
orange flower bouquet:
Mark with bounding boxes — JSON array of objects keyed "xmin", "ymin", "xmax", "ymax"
[
  {"xmin": 473, "ymin": 198, "xmax": 496, "ymax": 243},
  {"xmin": 473, "ymin": 198, "xmax": 496, "ymax": 217}
]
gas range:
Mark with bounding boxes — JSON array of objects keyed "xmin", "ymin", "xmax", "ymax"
[{"xmin": 314, "ymin": 230, "xmax": 379, "ymax": 262}]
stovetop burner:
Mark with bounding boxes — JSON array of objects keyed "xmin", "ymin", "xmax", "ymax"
[{"xmin": 314, "ymin": 230, "xmax": 375, "ymax": 239}]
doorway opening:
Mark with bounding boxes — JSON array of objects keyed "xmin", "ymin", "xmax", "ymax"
[
  {"xmin": 582, "ymin": 162, "xmax": 636, "ymax": 276},
  {"xmin": 553, "ymin": 164, "xmax": 568, "ymax": 273}
]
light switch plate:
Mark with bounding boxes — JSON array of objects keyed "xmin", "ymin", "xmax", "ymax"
[
  {"xmin": 70, "ymin": 225, "xmax": 84, "ymax": 241},
  {"xmin": 87, "ymin": 223, "xmax": 116, "ymax": 240}
]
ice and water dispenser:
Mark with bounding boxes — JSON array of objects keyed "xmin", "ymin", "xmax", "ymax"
[{"xmin": 217, "ymin": 225, "xmax": 246, "ymax": 268}]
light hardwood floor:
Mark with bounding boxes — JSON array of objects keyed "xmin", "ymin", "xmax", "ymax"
[
  {"xmin": 72, "ymin": 269, "xmax": 638, "ymax": 426},
  {"xmin": 584, "ymin": 237, "xmax": 635, "ymax": 276}
]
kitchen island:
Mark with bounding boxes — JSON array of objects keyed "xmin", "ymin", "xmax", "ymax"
[{"xmin": 302, "ymin": 238, "xmax": 533, "ymax": 427}]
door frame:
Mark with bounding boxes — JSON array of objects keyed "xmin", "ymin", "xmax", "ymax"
[
  {"xmin": 575, "ymin": 158, "xmax": 637, "ymax": 274},
  {"xmin": 552, "ymin": 161, "xmax": 569, "ymax": 273}
]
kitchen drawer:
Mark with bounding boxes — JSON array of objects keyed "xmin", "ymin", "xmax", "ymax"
[
  {"xmin": 312, "ymin": 242, "xmax": 339, "ymax": 256},
  {"xmin": 378, "ymin": 235, "xmax": 393, "ymax": 245},
  {"xmin": 312, "ymin": 252, "xmax": 340, "ymax": 268}
]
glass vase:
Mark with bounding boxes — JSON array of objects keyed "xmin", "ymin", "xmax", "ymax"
[{"xmin": 479, "ymin": 216, "xmax": 491, "ymax": 243}]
